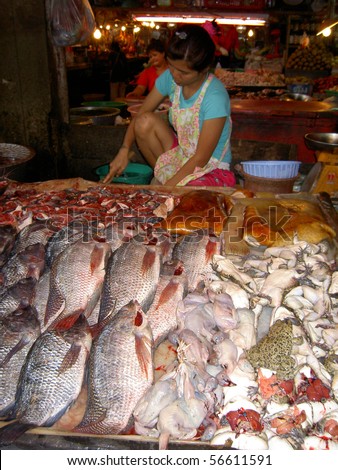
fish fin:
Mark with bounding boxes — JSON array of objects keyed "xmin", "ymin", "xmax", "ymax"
[
  {"xmin": 0, "ymin": 336, "xmax": 31, "ymax": 367},
  {"xmin": 90, "ymin": 244, "xmax": 106, "ymax": 274},
  {"xmin": 50, "ymin": 310, "xmax": 83, "ymax": 331},
  {"xmin": 135, "ymin": 334, "xmax": 153, "ymax": 381},
  {"xmin": 44, "ymin": 285, "xmax": 65, "ymax": 326},
  {"xmin": 205, "ymin": 238, "xmax": 220, "ymax": 263},
  {"xmin": 0, "ymin": 421, "xmax": 33, "ymax": 447},
  {"xmin": 89, "ymin": 304, "xmax": 116, "ymax": 339},
  {"xmin": 159, "ymin": 432, "xmax": 170, "ymax": 450},
  {"xmin": 141, "ymin": 248, "xmax": 156, "ymax": 275},
  {"xmin": 155, "ymin": 279, "xmax": 179, "ymax": 310},
  {"xmin": 58, "ymin": 343, "xmax": 82, "ymax": 375}
]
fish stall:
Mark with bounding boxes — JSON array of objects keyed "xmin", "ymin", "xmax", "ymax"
[{"xmin": 0, "ymin": 177, "xmax": 338, "ymax": 450}]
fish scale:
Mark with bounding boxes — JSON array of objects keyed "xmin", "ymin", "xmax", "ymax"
[
  {"xmin": 98, "ymin": 240, "xmax": 162, "ymax": 321},
  {"xmin": 0, "ymin": 316, "xmax": 92, "ymax": 446},
  {"xmin": 44, "ymin": 239, "xmax": 111, "ymax": 330},
  {"xmin": 0, "ymin": 306, "xmax": 40, "ymax": 418},
  {"xmin": 146, "ymin": 259, "xmax": 188, "ymax": 347},
  {"xmin": 76, "ymin": 300, "xmax": 153, "ymax": 435},
  {"xmin": 172, "ymin": 230, "xmax": 221, "ymax": 292},
  {"xmin": 11, "ymin": 322, "xmax": 91, "ymax": 426}
]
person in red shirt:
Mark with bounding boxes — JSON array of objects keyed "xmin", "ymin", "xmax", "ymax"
[
  {"xmin": 202, "ymin": 21, "xmax": 244, "ymax": 68},
  {"xmin": 126, "ymin": 39, "xmax": 167, "ymax": 99}
]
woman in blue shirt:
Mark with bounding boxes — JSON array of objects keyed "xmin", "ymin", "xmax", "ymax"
[{"xmin": 103, "ymin": 24, "xmax": 235, "ymax": 187}]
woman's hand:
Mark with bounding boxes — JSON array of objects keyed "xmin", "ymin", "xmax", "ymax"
[{"xmin": 102, "ymin": 148, "xmax": 129, "ymax": 184}]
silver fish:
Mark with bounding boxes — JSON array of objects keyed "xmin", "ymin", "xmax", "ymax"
[
  {"xmin": 0, "ymin": 315, "xmax": 91, "ymax": 446},
  {"xmin": 32, "ymin": 270, "xmax": 51, "ymax": 332},
  {"xmin": 75, "ymin": 300, "xmax": 153, "ymax": 435},
  {"xmin": 0, "ymin": 306, "xmax": 40, "ymax": 418},
  {"xmin": 147, "ymin": 259, "xmax": 187, "ymax": 347},
  {"xmin": 0, "ymin": 277, "xmax": 37, "ymax": 318},
  {"xmin": 0, "ymin": 225, "xmax": 17, "ymax": 267},
  {"xmin": 44, "ymin": 239, "xmax": 111, "ymax": 330},
  {"xmin": 46, "ymin": 218, "xmax": 97, "ymax": 267},
  {"xmin": 11, "ymin": 220, "xmax": 55, "ymax": 255},
  {"xmin": 0, "ymin": 242, "xmax": 45, "ymax": 294},
  {"xmin": 99, "ymin": 239, "xmax": 161, "ymax": 321},
  {"xmin": 172, "ymin": 229, "xmax": 221, "ymax": 292}
]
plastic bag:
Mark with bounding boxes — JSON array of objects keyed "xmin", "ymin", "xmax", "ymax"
[{"xmin": 50, "ymin": 0, "xmax": 96, "ymax": 47}]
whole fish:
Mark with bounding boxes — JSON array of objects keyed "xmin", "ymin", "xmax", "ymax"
[
  {"xmin": 0, "ymin": 277, "xmax": 37, "ymax": 318},
  {"xmin": 44, "ymin": 239, "xmax": 111, "ymax": 330},
  {"xmin": 0, "ymin": 242, "xmax": 45, "ymax": 294},
  {"xmin": 0, "ymin": 315, "xmax": 92, "ymax": 446},
  {"xmin": 45, "ymin": 220, "xmax": 87, "ymax": 267},
  {"xmin": 146, "ymin": 259, "xmax": 188, "ymax": 347},
  {"xmin": 172, "ymin": 229, "xmax": 221, "ymax": 292},
  {"xmin": 32, "ymin": 270, "xmax": 51, "ymax": 332},
  {"xmin": 99, "ymin": 239, "xmax": 161, "ymax": 321},
  {"xmin": 11, "ymin": 220, "xmax": 55, "ymax": 255},
  {"xmin": 75, "ymin": 300, "xmax": 153, "ymax": 435},
  {"xmin": 0, "ymin": 225, "xmax": 17, "ymax": 267},
  {"xmin": 0, "ymin": 306, "xmax": 40, "ymax": 418}
]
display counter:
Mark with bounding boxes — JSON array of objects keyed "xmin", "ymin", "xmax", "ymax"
[
  {"xmin": 0, "ymin": 180, "xmax": 338, "ymax": 451},
  {"xmin": 231, "ymin": 98, "xmax": 338, "ymax": 163}
]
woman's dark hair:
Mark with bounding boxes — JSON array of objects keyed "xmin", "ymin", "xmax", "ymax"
[
  {"xmin": 166, "ymin": 25, "xmax": 215, "ymax": 72},
  {"xmin": 146, "ymin": 38, "xmax": 165, "ymax": 54}
]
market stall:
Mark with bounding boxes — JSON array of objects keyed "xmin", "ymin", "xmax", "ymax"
[{"xmin": 0, "ymin": 178, "xmax": 338, "ymax": 450}]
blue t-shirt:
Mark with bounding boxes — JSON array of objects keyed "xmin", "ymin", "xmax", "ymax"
[{"xmin": 155, "ymin": 69, "xmax": 232, "ymax": 163}]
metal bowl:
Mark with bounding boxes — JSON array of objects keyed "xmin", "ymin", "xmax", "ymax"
[
  {"xmin": 70, "ymin": 116, "xmax": 92, "ymax": 125},
  {"xmin": 70, "ymin": 107, "xmax": 120, "ymax": 126},
  {"xmin": 70, "ymin": 106, "xmax": 120, "ymax": 117},
  {"xmin": 280, "ymin": 93, "xmax": 312, "ymax": 102},
  {"xmin": 0, "ymin": 143, "xmax": 36, "ymax": 169},
  {"xmin": 304, "ymin": 133, "xmax": 338, "ymax": 152}
]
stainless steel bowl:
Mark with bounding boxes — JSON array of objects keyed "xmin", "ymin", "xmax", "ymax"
[
  {"xmin": 70, "ymin": 107, "xmax": 120, "ymax": 126},
  {"xmin": 70, "ymin": 107, "xmax": 120, "ymax": 118},
  {"xmin": 70, "ymin": 116, "xmax": 92, "ymax": 125},
  {"xmin": 280, "ymin": 93, "xmax": 312, "ymax": 102},
  {"xmin": 304, "ymin": 133, "xmax": 338, "ymax": 152}
]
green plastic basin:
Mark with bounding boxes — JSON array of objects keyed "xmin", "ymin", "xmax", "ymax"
[{"xmin": 95, "ymin": 162, "xmax": 153, "ymax": 185}]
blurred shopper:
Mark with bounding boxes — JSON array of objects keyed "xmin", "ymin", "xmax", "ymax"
[{"xmin": 109, "ymin": 40, "xmax": 129, "ymax": 100}]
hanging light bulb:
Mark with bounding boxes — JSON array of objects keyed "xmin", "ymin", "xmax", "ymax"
[
  {"xmin": 248, "ymin": 29, "xmax": 254, "ymax": 37},
  {"xmin": 322, "ymin": 27, "xmax": 332, "ymax": 37},
  {"xmin": 93, "ymin": 28, "xmax": 102, "ymax": 39}
]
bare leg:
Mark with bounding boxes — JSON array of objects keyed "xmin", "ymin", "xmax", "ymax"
[{"xmin": 134, "ymin": 112, "xmax": 175, "ymax": 168}]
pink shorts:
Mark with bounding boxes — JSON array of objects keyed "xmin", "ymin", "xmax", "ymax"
[
  {"xmin": 171, "ymin": 133, "xmax": 179, "ymax": 149},
  {"xmin": 187, "ymin": 168, "xmax": 236, "ymax": 187}
]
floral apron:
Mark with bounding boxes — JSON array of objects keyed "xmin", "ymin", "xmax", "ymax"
[{"xmin": 154, "ymin": 74, "xmax": 231, "ymax": 186}]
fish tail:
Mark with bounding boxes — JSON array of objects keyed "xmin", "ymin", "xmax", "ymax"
[{"xmin": 0, "ymin": 421, "xmax": 33, "ymax": 447}]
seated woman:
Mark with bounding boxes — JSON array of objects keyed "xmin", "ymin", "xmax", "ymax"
[
  {"xmin": 103, "ymin": 25, "xmax": 235, "ymax": 188},
  {"xmin": 126, "ymin": 39, "xmax": 167, "ymax": 99}
]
